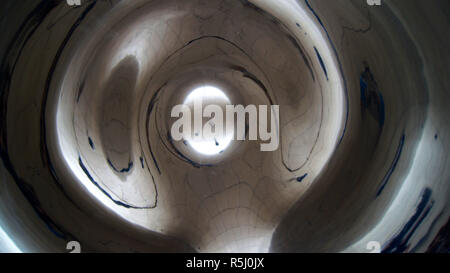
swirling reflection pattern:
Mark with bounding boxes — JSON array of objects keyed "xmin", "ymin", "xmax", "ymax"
[{"xmin": 0, "ymin": 0, "xmax": 448, "ymax": 253}]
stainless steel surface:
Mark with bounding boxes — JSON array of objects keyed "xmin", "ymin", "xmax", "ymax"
[{"xmin": 0, "ymin": 0, "xmax": 448, "ymax": 253}]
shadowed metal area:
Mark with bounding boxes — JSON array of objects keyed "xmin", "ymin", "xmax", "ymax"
[{"xmin": 0, "ymin": 0, "xmax": 448, "ymax": 253}]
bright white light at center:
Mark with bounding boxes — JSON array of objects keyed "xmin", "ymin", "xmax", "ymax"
[{"xmin": 183, "ymin": 86, "xmax": 233, "ymax": 156}]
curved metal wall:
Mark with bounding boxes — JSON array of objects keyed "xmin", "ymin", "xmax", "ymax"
[{"xmin": 0, "ymin": 0, "xmax": 448, "ymax": 253}]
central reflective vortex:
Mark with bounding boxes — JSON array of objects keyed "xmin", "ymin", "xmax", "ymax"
[{"xmin": 183, "ymin": 86, "xmax": 234, "ymax": 156}]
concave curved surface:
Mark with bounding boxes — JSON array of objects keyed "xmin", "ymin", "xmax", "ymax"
[{"xmin": 0, "ymin": 0, "xmax": 448, "ymax": 253}]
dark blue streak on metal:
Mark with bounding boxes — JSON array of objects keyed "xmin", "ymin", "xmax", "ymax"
[
  {"xmin": 305, "ymin": 0, "xmax": 349, "ymax": 146},
  {"xmin": 88, "ymin": 136, "xmax": 95, "ymax": 150},
  {"xmin": 410, "ymin": 210, "xmax": 444, "ymax": 252},
  {"xmin": 382, "ymin": 188, "xmax": 434, "ymax": 253},
  {"xmin": 78, "ymin": 156, "xmax": 155, "ymax": 209},
  {"xmin": 76, "ymin": 76, "xmax": 86, "ymax": 103},
  {"xmin": 360, "ymin": 65, "xmax": 385, "ymax": 129},
  {"xmin": 376, "ymin": 134, "xmax": 405, "ymax": 197},
  {"xmin": 107, "ymin": 159, "xmax": 133, "ymax": 173},
  {"xmin": 296, "ymin": 173, "xmax": 308, "ymax": 183},
  {"xmin": 140, "ymin": 156, "xmax": 144, "ymax": 168},
  {"xmin": 313, "ymin": 47, "xmax": 328, "ymax": 80}
]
